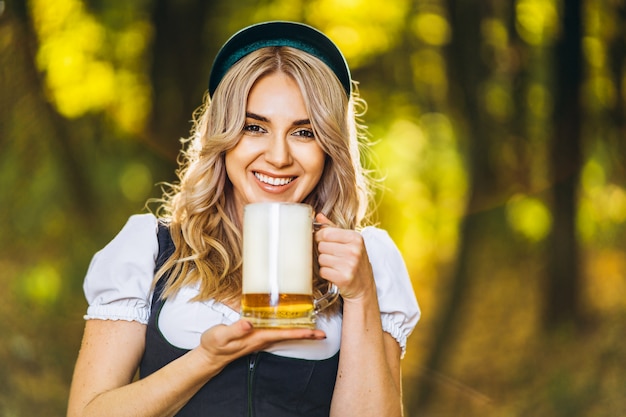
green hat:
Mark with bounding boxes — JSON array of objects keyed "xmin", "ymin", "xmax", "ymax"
[{"xmin": 208, "ymin": 21, "xmax": 352, "ymax": 97}]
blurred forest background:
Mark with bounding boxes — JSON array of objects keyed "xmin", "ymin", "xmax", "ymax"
[{"xmin": 1, "ymin": 0, "xmax": 625, "ymax": 416}]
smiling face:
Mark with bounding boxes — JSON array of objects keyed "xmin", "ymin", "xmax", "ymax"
[{"xmin": 225, "ymin": 72, "xmax": 326, "ymax": 218}]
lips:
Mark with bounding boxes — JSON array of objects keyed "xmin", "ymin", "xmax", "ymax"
[{"xmin": 254, "ymin": 172, "xmax": 295, "ymax": 186}]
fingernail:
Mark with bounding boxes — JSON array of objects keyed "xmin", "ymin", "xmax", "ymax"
[{"xmin": 313, "ymin": 222, "xmax": 328, "ymax": 231}]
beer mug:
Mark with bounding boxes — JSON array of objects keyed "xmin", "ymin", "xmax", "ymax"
[{"xmin": 241, "ymin": 202, "xmax": 339, "ymax": 328}]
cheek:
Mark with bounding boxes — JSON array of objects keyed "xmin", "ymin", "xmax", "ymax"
[
  {"xmin": 224, "ymin": 139, "xmax": 250, "ymax": 172},
  {"xmin": 313, "ymin": 144, "xmax": 326, "ymax": 170},
  {"xmin": 313, "ymin": 155, "xmax": 326, "ymax": 179},
  {"xmin": 307, "ymin": 147, "xmax": 326, "ymax": 184},
  {"xmin": 224, "ymin": 148, "xmax": 247, "ymax": 187}
]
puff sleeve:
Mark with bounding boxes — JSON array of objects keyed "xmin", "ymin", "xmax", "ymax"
[
  {"xmin": 362, "ymin": 227, "xmax": 420, "ymax": 357},
  {"xmin": 83, "ymin": 213, "xmax": 159, "ymax": 324}
]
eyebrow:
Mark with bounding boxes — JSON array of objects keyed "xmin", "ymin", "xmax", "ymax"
[{"xmin": 245, "ymin": 112, "xmax": 310, "ymax": 126}]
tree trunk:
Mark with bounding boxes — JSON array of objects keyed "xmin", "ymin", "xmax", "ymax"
[
  {"xmin": 148, "ymin": 0, "xmax": 214, "ymax": 162},
  {"xmin": 545, "ymin": 0, "xmax": 583, "ymax": 329},
  {"xmin": 409, "ymin": 0, "xmax": 500, "ymax": 413}
]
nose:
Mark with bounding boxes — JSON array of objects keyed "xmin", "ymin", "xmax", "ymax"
[{"xmin": 264, "ymin": 134, "xmax": 293, "ymax": 167}]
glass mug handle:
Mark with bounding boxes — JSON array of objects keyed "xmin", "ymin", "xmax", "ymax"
[
  {"xmin": 313, "ymin": 281, "xmax": 340, "ymax": 314},
  {"xmin": 311, "ymin": 221, "xmax": 340, "ymax": 314}
]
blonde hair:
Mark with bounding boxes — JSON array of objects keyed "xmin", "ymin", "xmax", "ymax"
[{"xmin": 155, "ymin": 46, "xmax": 372, "ymax": 306}]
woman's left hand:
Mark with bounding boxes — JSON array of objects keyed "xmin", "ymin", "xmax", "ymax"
[{"xmin": 314, "ymin": 213, "xmax": 376, "ymax": 301}]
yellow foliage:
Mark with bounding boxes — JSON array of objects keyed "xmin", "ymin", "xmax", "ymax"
[
  {"xmin": 505, "ymin": 193, "xmax": 552, "ymax": 241},
  {"xmin": 119, "ymin": 162, "xmax": 153, "ymax": 202},
  {"xmin": 30, "ymin": 0, "xmax": 151, "ymax": 134},
  {"xmin": 374, "ymin": 113, "xmax": 466, "ymax": 278},
  {"xmin": 583, "ymin": 36, "xmax": 607, "ymax": 69},
  {"xmin": 584, "ymin": 249, "xmax": 626, "ymax": 313},
  {"xmin": 586, "ymin": 74, "xmax": 618, "ymax": 108},
  {"xmin": 483, "ymin": 81, "xmax": 514, "ymax": 122},
  {"xmin": 515, "ymin": 0, "xmax": 559, "ymax": 46},
  {"xmin": 579, "ymin": 159, "xmax": 626, "ymax": 242},
  {"xmin": 527, "ymin": 82, "xmax": 554, "ymax": 117},
  {"xmin": 250, "ymin": 0, "xmax": 312, "ymax": 24},
  {"xmin": 411, "ymin": 49, "xmax": 448, "ymax": 99},
  {"xmin": 481, "ymin": 18, "xmax": 509, "ymax": 49},
  {"xmin": 20, "ymin": 264, "xmax": 61, "ymax": 305},
  {"xmin": 306, "ymin": 0, "xmax": 410, "ymax": 66},
  {"xmin": 411, "ymin": 12, "xmax": 451, "ymax": 46}
]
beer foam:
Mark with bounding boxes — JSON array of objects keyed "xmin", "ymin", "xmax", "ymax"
[{"xmin": 242, "ymin": 203, "xmax": 313, "ymax": 295}]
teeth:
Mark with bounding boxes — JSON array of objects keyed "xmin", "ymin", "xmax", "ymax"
[{"xmin": 255, "ymin": 172, "xmax": 294, "ymax": 186}]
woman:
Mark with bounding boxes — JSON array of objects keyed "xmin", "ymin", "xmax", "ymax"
[{"xmin": 67, "ymin": 21, "xmax": 419, "ymax": 417}]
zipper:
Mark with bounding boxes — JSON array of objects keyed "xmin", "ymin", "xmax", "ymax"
[{"xmin": 247, "ymin": 352, "xmax": 259, "ymax": 417}]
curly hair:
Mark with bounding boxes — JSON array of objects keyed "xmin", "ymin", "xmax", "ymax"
[{"xmin": 154, "ymin": 46, "xmax": 373, "ymax": 309}]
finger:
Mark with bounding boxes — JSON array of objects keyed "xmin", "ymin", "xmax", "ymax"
[
  {"xmin": 235, "ymin": 319, "xmax": 254, "ymax": 334},
  {"xmin": 203, "ymin": 321, "xmax": 253, "ymax": 349},
  {"xmin": 314, "ymin": 214, "xmax": 343, "ymax": 242},
  {"xmin": 245, "ymin": 328, "xmax": 327, "ymax": 352},
  {"xmin": 318, "ymin": 265, "xmax": 349, "ymax": 285},
  {"xmin": 222, "ymin": 320, "xmax": 254, "ymax": 341},
  {"xmin": 252, "ymin": 327, "xmax": 326, "ymax": 343},
  {"xmin": 318, "ymin": 239, "xmax": 361, "ymax": 255},
  {"xmin": 203, "ymin": 322, "xmax": 325, "ymax": 358},
  {"xmin": 314, "ymin": 213, "xmax": 335, "ymax": 227}
]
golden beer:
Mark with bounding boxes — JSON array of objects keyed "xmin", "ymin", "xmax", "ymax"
[{"xmin": 241, "ymin": 293, "xmax": 315, "ymax": 328}]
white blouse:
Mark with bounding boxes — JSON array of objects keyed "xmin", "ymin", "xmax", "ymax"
[{"xmin": 83, "ymin": 214, "xmax": 420, "ymax": 360}]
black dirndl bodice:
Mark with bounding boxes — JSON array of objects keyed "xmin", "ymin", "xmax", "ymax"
[{"xmin": 139, "ymin": 223, "xmax": 339, "ymax": 417}]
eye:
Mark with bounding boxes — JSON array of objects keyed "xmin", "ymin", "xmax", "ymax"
[
  {"xmin": 243, "ymin": 124, "xmax": 266, "ymax": 135},
  {"xmin": 292, "ymin": 128, "xmax": 315, "ymax": 139}
]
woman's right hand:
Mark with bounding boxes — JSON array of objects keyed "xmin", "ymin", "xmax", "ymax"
[{"xmin": 198, "ymin": 320, "xmax": 326, "ymax": 370}]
